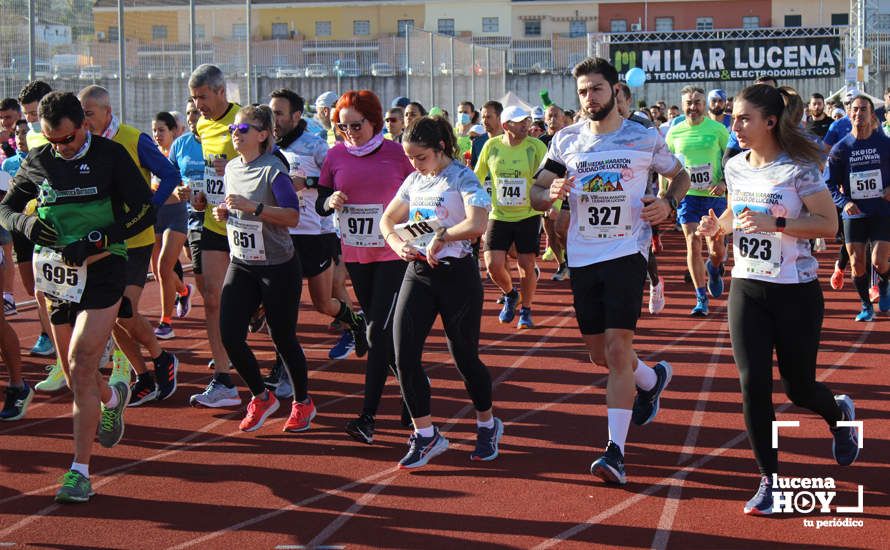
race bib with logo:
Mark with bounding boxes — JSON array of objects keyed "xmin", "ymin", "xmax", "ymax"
[
  {"xmin": 496, "ymin": 177, "xmax": 527, "ymax": 207},
  {"xmin": 733, "ymin": 227, "xmax": 782, "ymax": 278},
  {"xmin": 204, "ymin": 165, "xmax": 226, "ymax": 205},
  {"xmin": 339, "ymin": 204, "xmax": 384, "ymax": 247},
  {"xmin": 34, "ymin": 248, "xmax": 87, "ymax": 303},
  {"xmin": 393, "ymin": 216, "xmax": 443, "ymax": 253},
  {"xmin": 228, "ymin": 217, "xmax": 266, "ymax": 261},
  {"xmin": 849, "ymin": 169, "xmax": 883, "ymax": 200},
  {"xmin": 688, "ymin": 163, "xmax": 713, "ymax": 191}
]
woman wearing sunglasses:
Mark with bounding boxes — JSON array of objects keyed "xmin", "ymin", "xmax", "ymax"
[
  {"xmin": 316, "ymin": 90, "xmax": 415, "ymax": 444},
  {"xmin": 379, "ymin": 116, "xmax": 499, "ymax": 469},
  {"xmin": 212, "ymin": 105, "xmax": 313, "ymax": 433}
]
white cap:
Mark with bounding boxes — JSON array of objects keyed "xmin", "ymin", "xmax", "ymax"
[
  {"xmin": 501, "ymin": 105, "xmax": 530, "ymax": 124},
  {"xmin": 845, "ymin": 87, "xmax": 861, "ymax": 103},
  {"xmin": 315, "ymin": 91, "xmax": 339, "ymax": 109},
  {"xmin": 531, "ymin": 106, "xmax": 545, "ymax": 120},
  {"xmin": 468, "ymin": 124, "xmax": 485, "ymax": 136},
  {"xmin": 832, "ymin": 107, "xmax": 846, "ymax": 117}
]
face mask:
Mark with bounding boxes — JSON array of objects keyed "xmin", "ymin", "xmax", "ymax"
[
  {"xmin": 459, "ymin": 112, "xmax": 471, "ymax": 125},
  {"xmin": 28, "ymin": 121, "xmax": 41, "ymax": 133}
]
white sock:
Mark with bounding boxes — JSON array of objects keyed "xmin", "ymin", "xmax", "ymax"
[
  {"xmin": 70, "ymin": 461, "xmax": 89, "ymax": 478},
  {"xmin": 415, "ymin": 426, "xmax": 435, "ymax": 438},
  {"xmin": 104, "ymin": 387, "xmax": 120, "ymax": 409},
  {"xmin": 634, "ymin": 359, "xmax": 657, "ymax": 391},
  {"xmin": 607, "ymin": 408, "xmax": 632, "ymax": 455},
  {"xmin": 477, "ymin": 417, "xmax": 495, "ymax": 429}
]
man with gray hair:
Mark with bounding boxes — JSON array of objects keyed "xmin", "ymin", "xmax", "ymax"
[
  {"xmin": 77, "ymin": 84, "xmax": 180, "ymax": 404},
  {"xmin": 314, "ymin": 91, "xmax": 338, "ymax": 146}
]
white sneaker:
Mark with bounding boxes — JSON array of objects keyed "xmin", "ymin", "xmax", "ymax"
[
  {"xmin": 649, "ymin": 281, "xmax": 665, "ymax": 314},
  {"xmin": 35, "ymin": 362, "xmax": 67, "ymax": 392},
  {"xmin": 189, "ymin": 378, "xmax": 241, "ymax": 408}
]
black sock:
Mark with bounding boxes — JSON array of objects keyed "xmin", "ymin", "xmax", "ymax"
[
  {"xmin": 853, "ymin": 274, "xmax": 870, "ymax": 305},
  {"xmin": 214, "ymin": 372, "xmax": 234, "ymax": 388},
  {"xmin": 507, "ymin": 288, "xmax": 518, "ymax": 299},
  {"xmin": 41, "ymin": 332, "xmax": 48, "ymax": 338},
  {"xmin": 334, "ymin": 300, "xmax": 357, "ymax": 327},
  {"xmin": 173, "ymin": 260, "xmax": 184, "ymax": 283}
]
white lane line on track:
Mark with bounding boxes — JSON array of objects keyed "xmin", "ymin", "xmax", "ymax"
[{"xmin": 533, "ymin": 321, "xmax": 874, "ymax": 549}]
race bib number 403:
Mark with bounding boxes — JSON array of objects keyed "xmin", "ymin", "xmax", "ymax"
[
  {"xmin": 339, "ymin": 204, "xmax": 384, "ymax": 248},
  {"xmin": 689, "ymin": 164, "xmax": 713, "ymax": 191},
  {"xmin": 34, "ymin": 248, "xmax": 86, "ymax": 303}
]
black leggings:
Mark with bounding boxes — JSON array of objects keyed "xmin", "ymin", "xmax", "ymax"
[
  {"xmin": 728, "ymin": 278, "xmax": 841, "ymax": 476},
  {"xmin": 346, "ymin": 260, "xmax": 408, "ymax": 417},
  {"xmin": 393, "ymin": 256, "xmax": 492, "ymax": 419},
  {"xmin": 220, "ymin": 255, "xmax": 308, "ymax": 401}
]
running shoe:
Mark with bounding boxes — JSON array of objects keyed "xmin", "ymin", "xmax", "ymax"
[
  {"xmin": 398, "ymin": 427, "xmax": 449, "ymax": 469},
  {"xmin": 249, "ymin": 306, "xmax": 267, "ymax": 333},
  {"xmin": 176, "ymin": 283, "xmax": 194, "ymax": 318},
  {"xmin": 97, "ymin": 381, "xmax": 130, "ymax": 448},
  {"xmin": 349, "ymin": 312, "xmax": 369, "ymax": 358},
  {"xmin": 189, "ymin": 378, "xmax": 241, "ymax": 408},
  {"xmin": 743, "ymin": 475, "xmax": 773, "ymax": 515},
  {"xmin": 283, "ymin": 397, "xmax": 317, "ymax": 432},
  {"xmin": 495, "ymin": 295, "xmax": 505, "ymax": 305},
  {"xmin": 329, "ymin": 330, "xmax": 355, "ymax": 360},
  {"xmin": 831, "ymin": 395, "xmax": 859, "ymax": 466},
  {"xmin": 128, "ymin": 376, "xmax": 158, "ymax": 407},
  {"xmin": 274, "ymin": 371, "xmax": 294, "ymax": 399},
  {"xmin": 830, "ymin": 261, "xmax": 845, "ymax": 290},
  {"xmin": 263, "ymin": 360, "xmax": 283, "ymax": 389},
  {"xmin": 879, "ymin": 281, "xmax": 890, "ymax": 312},
  {"xmin": 54, "ymin": 470, "xmax": 94, "ymax": 504},
  {"xmin": 517, "ymin": 307, "xmax": 534, "ymax": 329},
  {"xmin": 649, "ymin": 281, "xmax": 665, "ymax": 314},
  {"xmin": 108, "ymin": 349, "xmax": 131, "ymax": 388},
  {"xmin": 854, "ymin": 304, "xmax": 874, "ymax": 322},
  {"xmin": 590, "ymin": 440, "xmax": 626, "ymax": 485},
  {"xmin": 30, "ymin": 333, "xmax": 55, "ymax": 357},
  {"xmin": 690, "ymin": 296, "xmax": 709, "ymax": 317},
  {"xmin": 499, "ymin": 290, "xmax": 519, "ymax": 324},
  {"xmin": 35, "ymin": 362, "xmax": 67, "ymax": 392},
  {"xmin": 470, "ymin": 417, "xmax": 504, "ymax": 461},
  {"xmin": 632, "ymin": 361, "xmax": 673, "ymax": 426},
  {"xmin": 869, "ymin": 284, "xmax": 880, "ymax": 303},
  {"xmin": 154, "ymin": 351, "xmax": 179, "ymax": 401},
  {"xmin": 542, "ymin": 246, "xmax": 556, "ymax": 262},
  {"xmin": 345, "ymin": 413, "xmax": 375, "ymax": 444},
  {"xmin": 154, "ymin": 322, "xmax": 175, "ymax": 340},
  {"xmin": 3, "ymin": 296, "xmax": 16, "ymax": 316},
  {"xmin": 551, "ymin": 264, "xmax": 570, "ymax": 281},
  {"xmin": 705, "ymin": 260, "xmax": 724, "ymax": 299},
  {"xmin": 239, "ymin": 392, "xmax": 280, "ymax": 432},
  {"xmin": 0, "ymin": 383, "xmax": 33, "ymax": 421}
]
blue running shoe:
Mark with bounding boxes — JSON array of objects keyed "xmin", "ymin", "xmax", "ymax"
[
  {"xmin": 854, "ymin": 304, "xmax": 874, "ymax": 322},
  {"xmin": 743, "ymin": 475, "xmax": 773, "ymax": 515},
  {"xmin": 590, "ymin": 440, "xmax": 626, "ymax": 485},
  {"xmin": 879, "ymin": 281, "xmax": 890, "ymax": 313},
  {"xmin": 499, "ymin": 290, "xmax": 519, "ymax": 324},
  {"xmin": 831, "ymin": 395, "xmax": 859, "ymax": 466},
  {"xmin": 0, "ymin": 383, "xmax": 33, "ymax": 421},
  {"xmin": 470, "ymin": 418, "xmax": 504, "ymax": 461},
  {"xmin": 632, "ymin": 361, "xmax": 673, "ymax": 426},
  {"xmin": 690, "ymin": 296, "xmax": 709, "ymax": 317},
  {"xmin": 329, "ymin": 330, "xmax": 355, "ymax": 360},
  {"xmin": 398, "ymin": 427, "xmax": 449, "ymax": 469},
  {"xmin": 705, "ymin": 260, "xmax": 725, "ymax": 298},
  {"xmin": 517, "ymin": 307, "xmax": 534, "ymax": 329},
  {"xmin": 30, "ymin": 333, "xmax": 55, "ymax": 357}
]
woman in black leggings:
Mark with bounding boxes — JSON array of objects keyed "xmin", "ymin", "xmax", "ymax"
[
  {"xmin": 213, "ymin": 105, "xmax": 313, "ymax": 433},
  {"xmin": 380, "ymin": 116, "xmax": 498, "ymax": 469},
  {"xmin": 697, "ymin": 84, "xmax": 859, "ymax": 515}
]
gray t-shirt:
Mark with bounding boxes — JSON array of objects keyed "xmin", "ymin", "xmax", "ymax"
[
  {"xmin": 725, "ymin": 152, "xmax": 825, "ymax": 284},
  {"xmin": 224, "ymin": 151, "xmax": 296, "ymax": 266},
  {"xmin": 395, "ymin": 160, "xmax": 491, "ymax": 260}
]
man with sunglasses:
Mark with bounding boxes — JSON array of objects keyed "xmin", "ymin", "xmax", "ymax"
[
  {"xmin": 0, "ymin": 91, "xmax": 156, "ymax": 502},
  {"xmin": 385, "ymin": 107, "xmax": 405, "ymax": 142},
  {"xmin": 77, "ymin": 85, "xmax": 180, "ymax": 405}
]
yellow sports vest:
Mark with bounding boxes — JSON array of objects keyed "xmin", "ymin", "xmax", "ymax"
[
  {"xmin": 112, "ymin": 124, "xmax": 156, "ymax": 249},
  {"xmin": 196, "ymin": 103, "xmax": 240, "ymax": 236}
]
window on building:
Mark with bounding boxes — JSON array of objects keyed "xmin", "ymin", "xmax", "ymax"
[
  {"xmin": 610, "ymin": 19, "xmax": 628, "ymax": 33},
  {"xmin": 151, "ymin": 25, "xmax": 167, "ymax": 40},
  {"xmin": 232, "ymin": 23, "xmax": 247, "ymax": 40},
  {"xmin": 742, "ymin": 16, "xmax": 760, "ymax": 29},
  {"xmin": 195, "ymin": 24, "xmax": 205, "ymax": 40},
  {"xmin": 482, "ymin": 17, "xmax": 499, "ymax": 33},
  {"xmin": 569, "ymin": 19, "xmax": 586, "ymax": 37},
  {"xmin": 354, "ymin": 20, "xmax": 370, "ymax": 36},
  {"xmin": 108, "ymin": 26, "xmax": 119, "ymax": 41},
  {"xmin": 831, "ymin": 13, "xmax": 849, "ymax": 26},
  {"xmin": 271, "ymin": 22, "xmax": 289, "ymax": 39},
  {"xmin": 316, "ymin": 21, "xmax": 332, "ymax": 37},
  {"xmin": 696, "ymin": 17, "xmax": 713, "ymax": 30},
  {"xmin": 784, "ymin": 14, "xmax": 802, "ymax": 27},
  {"xmin": 438, "ymin": 18, "xmax": 455, "ymax": 36},
  {"xmin": 655, "ymin": 17, "xmax": 673, "ymax": 31},
  {"xmin": 397, "ymin": 19, "xmax": 414, "ymax": 37},
  {"xmin": 524, "ymin": 19, "xmax": 542, "ymax": 36}
]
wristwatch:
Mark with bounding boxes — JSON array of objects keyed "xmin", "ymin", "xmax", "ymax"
[
  {"xmin": 253, "ymin": 202, "xmax": 265, "ymax": 216},
  {"xmin": 435, "ymin": 226, "xmax": 448, "ymax": 241},
  {"xmin": 775, "ymin": 216, "xmax": 787, "ymax": 233},
  {"xmin": 86, "ymin": 230, "xmax": 104, "ymax": 247}
]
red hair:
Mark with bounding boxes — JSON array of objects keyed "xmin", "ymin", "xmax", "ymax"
[{"xmin": 332, "ymin": 90, "xmax": 384, "ymax": 136}]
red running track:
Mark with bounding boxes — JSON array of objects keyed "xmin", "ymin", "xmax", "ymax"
[{"xmin": 0, "ymin": 230, "xmax": 888, "ymax": 549}]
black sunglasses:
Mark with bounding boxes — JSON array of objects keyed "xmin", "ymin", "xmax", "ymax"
[
  {"xmin": 46, "ymin": 131, "xmax": 78, "ymax": 145},
  {"xmin": 336, "ymin": 118, "xmax": 366, "ymax": 132}
]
